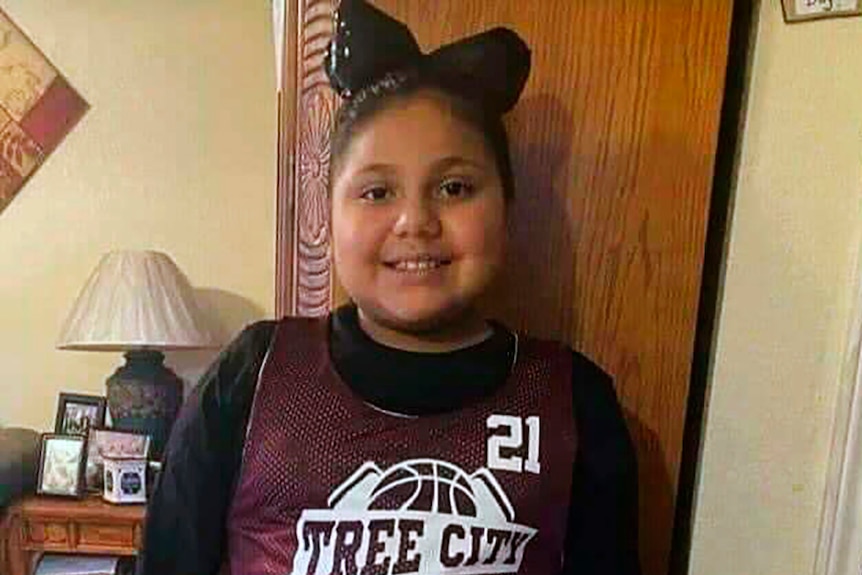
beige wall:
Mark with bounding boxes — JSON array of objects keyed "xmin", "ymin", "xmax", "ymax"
[
  {"xmin": 690, "ymin": 3, "xmax": 862, "ymax": 574},
  {"xmin": 3, "ymin": 0, "xmax": 861, "ymax": 572},
  {"xmin": 0, "ymin": 1, "xmax": 276, "ymax": 429}
]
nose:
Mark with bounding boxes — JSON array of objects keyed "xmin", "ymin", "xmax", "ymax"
[{"xmin": 393, "ymin": 195, "xmax": 442, "ymax": 238}]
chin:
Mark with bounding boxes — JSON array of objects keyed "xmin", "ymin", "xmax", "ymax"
[{"xmin": 363, "ymin": 300, "xmax": 476, "ymax": 335}]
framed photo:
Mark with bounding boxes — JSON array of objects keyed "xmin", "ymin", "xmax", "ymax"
[
  {"xmin": 36, "ymin": 433, "xmax": 87, "ymax": 498},
  {"xmin": 54, "ymin": 393, "xmax": 106, "ymax": 436},
  {"xmin": 781, "ymin": 0, "xmax": 861, "ymax": 22},
  {"xmin": 85, "ymin": 428, "xmax": 151, "ymax": 491}
]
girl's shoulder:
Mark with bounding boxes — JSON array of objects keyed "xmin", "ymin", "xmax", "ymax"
[
  {"xmin": 230, "ymin": 314, "xmax": 329, "ymax": 357},
  {"xmin": 235, "ymin": 319, "xmax": 278, "ymax": 345},
  {"xmin": 511, "ymin": 329, "xmax": 612, "ymax": 383}
]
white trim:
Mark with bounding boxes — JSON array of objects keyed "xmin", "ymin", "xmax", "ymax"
[
  {"xmin": 815, "ymin": 248, "xmax": 862, "ymax": 575},
  {"xmin": 272, "ymin": 0, "xmax": 285, "ymax": 89},
  {"xmin": 362, "ymin": 402, "xmax": 419, "ymax": 419},
  {"xmin": 510, "ymin": 333, "xmax": 520, "ymax": 374}
]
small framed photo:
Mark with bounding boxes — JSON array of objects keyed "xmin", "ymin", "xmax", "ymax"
[
  {"xmin": 54, "ymin": 393, "xmax": 106, "ymax": 436},
  {"xmin": 36, "ymin": 433, "xmax": 87, "ymax": 498},
  {"xmin": 86, "ymin": 428, "xmax": 151, "ymax": 491},
  {"xmin": 781, "ymin": 0, "xmax": 861, "ymax": 22}
]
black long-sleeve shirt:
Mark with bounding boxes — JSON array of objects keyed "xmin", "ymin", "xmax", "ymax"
[{"xmin": 140, "ymin": 305, "xmax": 641, "ymax": 574}]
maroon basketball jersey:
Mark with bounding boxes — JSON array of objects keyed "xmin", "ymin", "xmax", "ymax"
[{"xmin": 227, "ymin": 316, "xmax": 577, "ymax": 575}]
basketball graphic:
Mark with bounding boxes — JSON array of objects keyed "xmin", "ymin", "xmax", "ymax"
[
  {"xmin": 294, "ymin": 459, "xmax": 532, "ymax": 575},
  {"xmin": 366, "ymin": 460, "xmax": 478, "ymax": 516}
]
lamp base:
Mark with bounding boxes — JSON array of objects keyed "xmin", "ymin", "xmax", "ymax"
[{"xmin": 106, "ymin": 350, "xmax": 183, "ymax": 458}]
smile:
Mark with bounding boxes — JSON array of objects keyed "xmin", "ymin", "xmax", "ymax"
[{"xmin": 384, "ymin": 257, "xmax": 451, "ymax": 272}]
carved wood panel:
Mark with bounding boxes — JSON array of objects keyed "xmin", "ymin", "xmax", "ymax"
[{"xmin": 276, "ymin": 0, "xmax": 339, "ymax": 317}]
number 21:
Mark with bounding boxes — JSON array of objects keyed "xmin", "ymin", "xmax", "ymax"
[{"xmin": 486, "ymin": 415, "xmax": 540, "ymax": 474}]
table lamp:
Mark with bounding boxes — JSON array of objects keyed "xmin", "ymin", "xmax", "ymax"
[{"xmin": 57, "ymin": 250, "xmax": 218, "ymax": 457}]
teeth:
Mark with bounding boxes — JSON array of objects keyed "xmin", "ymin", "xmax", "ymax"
[{"xmin": 393, "ymin": 259, "xmax": 443, "ymax": 271}]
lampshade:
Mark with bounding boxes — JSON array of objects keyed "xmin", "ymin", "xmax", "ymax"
[{"xmin": 57, "ymin": 250, "xmax": 217, "ymax": 351}]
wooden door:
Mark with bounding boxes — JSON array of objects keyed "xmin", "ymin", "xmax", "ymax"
[{"xmin": 275, "ymin": 2, "xmax": 734, "ymax": 573}]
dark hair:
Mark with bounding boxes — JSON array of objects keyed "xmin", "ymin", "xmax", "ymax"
[{"xmin": 329, "ymin": 68, "xmax": 516, "ymax": 201}]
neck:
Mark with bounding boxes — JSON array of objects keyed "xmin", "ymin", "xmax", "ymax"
[{"xmin": 357, "ymin": 308, "xmax": 493, "ymax": 353}]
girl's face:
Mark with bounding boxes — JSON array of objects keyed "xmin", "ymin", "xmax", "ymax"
[{"xmin": 331, "ymin": 91, "xmax": 507, "ymax": 339}]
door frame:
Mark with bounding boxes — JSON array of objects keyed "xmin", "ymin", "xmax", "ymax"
[
  {"xmin": 814, "ymin": 248, "xmax": 862, "ymax": 575},
  {"xmin": 669, "ymin": 0, "xmax": 757, "ymax": 572}
]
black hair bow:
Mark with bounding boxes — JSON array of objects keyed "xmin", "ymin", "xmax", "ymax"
[{"xmin": 324, "ymin": 0, "xmax": 531, "ymax": 116}]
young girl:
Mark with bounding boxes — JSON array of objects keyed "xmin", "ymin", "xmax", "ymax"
[{"xmin": 140, "ymin": 1, "xmax": 640, "ymax": 574}]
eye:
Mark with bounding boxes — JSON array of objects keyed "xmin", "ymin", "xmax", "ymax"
[
  {"xmin": 438, "ymin": 178, "xmax": 475, "ymax": 200},
  {"xmin": 359, "ymin": 185, "xmax": 392, "ymax": 202}
]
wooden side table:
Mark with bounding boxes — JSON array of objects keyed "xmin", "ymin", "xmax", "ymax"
[{"xmin": 1, "ymin": 495, "xmax": 145, "ymax": 575}]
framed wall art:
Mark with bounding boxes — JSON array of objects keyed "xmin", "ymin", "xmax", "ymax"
[{"xmin": 0, "ymin": 8, "xmax": 89, "ymax": 215}]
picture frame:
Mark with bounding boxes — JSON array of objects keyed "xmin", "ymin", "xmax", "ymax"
[
  {"xmin": 0, "ymin": 7, "xmax": 89, "ymax": 217},
  {"xmin": 781, "ymin": 0, "xmax": 861, "ymax": 22},
  {"xmin": 36, "ymin": 433, "xmax": 87, "ymax": 498},
  {"xmin": 54, "ymin": 393, "xmax": 106, "ymax": 436},
  {"xmin": 85, "ymin": 428, "xmax": 151, "ymax": 491}
]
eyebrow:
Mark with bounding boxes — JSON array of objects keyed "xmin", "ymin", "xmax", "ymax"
[
  {"xmin": 347, "ymin": 156, "xmax": 488, "ymax": 181},
  {"xmin": 351, "ymin": 163, "xmax": 399, "ymax": 178},
  {"xmin": 429, "ymin": 156, "xmax": 487, "ymax": 172}
]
